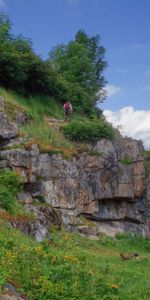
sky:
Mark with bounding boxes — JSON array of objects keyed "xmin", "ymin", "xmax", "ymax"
[{"xmin": 0, "ymin": 0, "xmax": 150, "ymax": 148}]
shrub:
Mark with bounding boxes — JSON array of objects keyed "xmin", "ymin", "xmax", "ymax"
[
  {"xmin": 0, "ymin": 186, "xmax": 16, "ymax": 213},
  {"xmin": 120, "ymin": 155, "xmax": 133, "ymax": 165},
  {"xmin": 63, "ymin": 120, "xmax": 114, "ymax": 143},
  {"xmin": 0, "ymin": 169, "xmax": 23, "ymax": 196},
  {"xmin": 0, "ymin": 169, "xmax": 23, "ymax": 213}
]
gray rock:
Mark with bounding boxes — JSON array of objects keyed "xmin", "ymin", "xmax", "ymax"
[
  {"xmin": 0, "ymin": 96, "xmax": 5, "ymax": 111},
  {"xmin": 0, "ymin": 112, "xmax": 18, "ymax": 139},
  {"xmin": 0, "ymin": 149, "xmax": 31, "ymax": 168},
  {"xmin": 15, "ymin": 110, "xmax": 28, "ymax": 126},
  {"xmin": 18, "ymin": 192, "xmax": 33, "ymax": 205},
  {"xmin": 0, "ymin": 160, "xmax": 8, "ymax": 168},
  {"xmin": 91, "ymin": 199, "xmax": 146, "ymax": 224},
  {"xmin": 34, "ymin": 222, "xmax": 50, "ymax": 242},
  {"xmin": 0, "ymin": 282, "xmax": 28, "ymax": 300},
  {"xmin": 94, "ymin": 138, "xmax": 116, "ymax": 157},
  {"xmin": 77, "ymin": 225, "xmax": 98, "ymax": 237},
  {"xmin": 0, "ymin": 109, "xmax": 149, "ymax": 237},
  {"xmin": 97, "ymin": 221, "xmax": 149, "ymax": 237}
]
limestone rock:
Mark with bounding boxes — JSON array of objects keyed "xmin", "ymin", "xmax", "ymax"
[
  {"xmin": 94, "ymin": 138, "xmax": 116, "ymax": 156},
  {"xmin": 0, "ymin": 149, "xmax": 31, "ymax": 168},
  {"xmin": 0, "ymin": 283, "xmax": 28, "ymax": 300},
  {"xmin": 90, "ymin": 199, "xmax": 146, "ymax": 224},
  {"xmin": 18, "ymin": 192, "xmax": 33, "ymax": 205},
  {"xmin": 0, "ymin": 108, "xmax": 149, "ymax": 237},
  {"xmin": 97, "ymin": 221, "xmax": 149, "ymax": 237},
  {"xmin": 77, "ymin": 225, "xmax": 98, "ymax": 237},
  {"xmin": 15, "ymin": 110, "xmax": 28, "ymax": 126},
  {"xmin": 0, "ymin": 112, "xmax": 18, "ymax": 140},
  {"xmin": 0, "ymin": 96, "xmax": 5, "ymax": 111}
]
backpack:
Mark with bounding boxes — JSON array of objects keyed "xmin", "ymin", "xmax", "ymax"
[{"xmin": 64, "ymin": 102, "xmax": 70, "ymax": 111}]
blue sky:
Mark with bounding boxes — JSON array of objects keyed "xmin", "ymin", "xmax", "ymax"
[{"xmin": 0, "ymin": 0, "xmax": 150, "ymax": 112}]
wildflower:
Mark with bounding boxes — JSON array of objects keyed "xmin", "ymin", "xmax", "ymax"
[{"xmin": 110, "ymin": 284, "xmax": 119, "ymax": 289}]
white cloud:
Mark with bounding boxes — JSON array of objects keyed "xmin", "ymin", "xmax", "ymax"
[
  {"xmin": 104, "ymin": 84, "xmax": 121, "ymax": 97},
  {"xmin": 104, "ymin": 106, "xmax": 150, "ymax": 149}
]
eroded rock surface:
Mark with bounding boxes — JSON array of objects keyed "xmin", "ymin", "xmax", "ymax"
[
  {"xmin": 0, "ymin": 107, "xmax": 149, "ymax": 238},
  {"xmin": 0, "ymin": 112, "xmax": 18, "ymax": 140}
]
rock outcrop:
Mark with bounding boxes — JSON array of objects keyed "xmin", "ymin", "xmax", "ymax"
[{"xmin": 0, "ymin": 96, "xmax": 149, "ymax": 239}]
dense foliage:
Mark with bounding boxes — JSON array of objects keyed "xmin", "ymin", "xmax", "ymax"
[
  {"xmin": 0, "ymin": 169, "xmax": 23, "ymax": 213},
  {"xmin": 63, "ymin": 119, "xmax": 114, "ymax": 142},
  {"xmin": 49, "ymin": 30, "xmax": 107, "ymax": 114},
  {"xmin": 0, "ymin": 13, "xmax": 107, "ymax": 115},
  {"xmin": 0, "ymin": 13, "xmax": 57, "ymax": 95}
]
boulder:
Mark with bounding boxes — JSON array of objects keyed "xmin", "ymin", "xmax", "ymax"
[
  {"xmin": 0, "ymin": 96, "xmax": 5, "ymax": 111},
  {"xmin": 18, "ymin": 192, "xmax": 33, "ymax": 205},
  {"xmin": 0, "ymin": 112, "xmax": 18, "ymax": 139},
  {"xmin": 15, "ymin": 110, "xmax": 28, "ymax": 126},
  {"xmin": 0, "ymin": 283, "xmax": 28, "ymax": 300}
]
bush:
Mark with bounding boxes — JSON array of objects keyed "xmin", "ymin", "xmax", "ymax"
[
  {"xmin": 0, "ymin": 169, "xmax": 23, "ymax": 196},
  {"xmin": 0, "ymin": 169, "xmax": 23, "ymax": 213},
  {"xmin": 120, "ymin": 155, "xmax": 133, "ymax": 165},
  {"xmin": 63, "ymin": 120, "xmax": 114, "ymax": 143},
  {"xmin": 0, "ymin": 186, "xmax": 16, "ymax": 212}
]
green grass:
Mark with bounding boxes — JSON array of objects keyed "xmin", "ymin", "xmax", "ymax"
[
  {"xmin": 0, "ymin": 87, "xmax": 115, "ymax": 156},
  {"xmin": 120, "ymin": 155, "xmax": 133, "ymax": 165},
  {"xmin": 0, "ymin": 87, "xmax": 75, "ymax": 152},
  {"xmin": 0, "ymin": 87, "xmax": 63, "ymax": 119},
  {"xmin": 0, "ymin": 222, "xmax": 149, "ymax": 299},
  {"xmin": 0, "ymin": 169, "xmax": 24, "ymax": 214},
  {"xmin": 63, "ymin": 119, "xmax": 114, "ymax": 143}
]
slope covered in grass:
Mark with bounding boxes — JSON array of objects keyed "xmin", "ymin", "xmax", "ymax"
[
  {"xmin": 0, "ymin": 87, "xmax": 75, "ymax": 154},
  {"xmin": 0, "ymin": 87, "xmax": 114, "ymax": 158},
  {"xmin": 0, "ymin": 221, "xmax": 150, "ymax": 300}
]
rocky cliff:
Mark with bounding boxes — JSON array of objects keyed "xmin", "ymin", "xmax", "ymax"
[{"xmin": 0, "ymin": 96, "xmax": 150, "ymax": 239}]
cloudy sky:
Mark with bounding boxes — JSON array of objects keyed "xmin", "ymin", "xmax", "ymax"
[{"xmin": 0, "ymin": 0, "xmax": 150, "ymax": 148}]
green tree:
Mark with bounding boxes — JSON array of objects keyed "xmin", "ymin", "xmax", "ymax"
[
  {"xmin": 0, "ymin": 13, "xmax": 56, "ymax": 95},
  {"xmin": 0, "ymin": 12, "xmax": 11, "ymax": 42},
  {"xmin": 49, "ymin": 30, "xmax": 107, "ymax": 115}
]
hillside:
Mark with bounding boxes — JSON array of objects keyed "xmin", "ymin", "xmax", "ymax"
[
  {"xmin": 0, "ymin": 88, "xmax": 150, "ymax": 299},
  {"xmin": 0, "ymin": 220, "xmax": 150, "ymax": 299},
  {"xmin": 0, "ymin": 11, "xmax": 150, "ymax": 300}
]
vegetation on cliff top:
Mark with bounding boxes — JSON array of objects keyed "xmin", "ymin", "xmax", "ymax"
[
  {"xmin": 0, "ymin": 12, "xmax": 114, "ymax": 151},
  {"xmin": 0, "ymin": 13, "xmax": 106, "ymax": 116}
]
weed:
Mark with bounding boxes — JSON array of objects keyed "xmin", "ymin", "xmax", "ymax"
[
  {"xmin": 63, "ymin": 120, "xmax": 114, "ymax": 143},
  {"xmin": 120, "ymin": 155, "xmax": 133, "ymax": 165}
]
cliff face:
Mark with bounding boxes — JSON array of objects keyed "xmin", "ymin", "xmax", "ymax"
[{"xmin": 0, "ymin": 99, "xmax": 150, "ymax": 238}]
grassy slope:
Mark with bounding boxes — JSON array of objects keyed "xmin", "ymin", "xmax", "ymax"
[
  {"xmin": 0, "ymin": 88, "xmax": 150, "ymax": 299},
  {"xmin": 0, "ymin": 87, "xmax": 115, "ymax": 158},
  {"xmin": 0, "ymin": 88, "xmax": 87, "ymax": 157},
  {"xmin": 0, "ymin": 221, "xmax": 150, "ymax": 300}
]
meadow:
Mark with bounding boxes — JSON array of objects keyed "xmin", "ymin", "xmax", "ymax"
[{"xmin": 0, "ymin": 220, "xmax": 150, "ymax": 300}]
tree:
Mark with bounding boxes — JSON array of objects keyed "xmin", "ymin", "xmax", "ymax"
[
  {"xmin": 0, "ymin": 13, "xmax": 12, "ymax": 43},
  {"xmin": 48, "ymin": 30, "xmax": 107, "ymax": 115},
  {"xmin": 0, "ymin": 13, "xmax": 56, "ymax": 95}
]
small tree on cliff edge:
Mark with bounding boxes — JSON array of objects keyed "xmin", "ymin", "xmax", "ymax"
[{"xmin": 48, "ymin": 30, "xmax": 107, "ymax": 115}]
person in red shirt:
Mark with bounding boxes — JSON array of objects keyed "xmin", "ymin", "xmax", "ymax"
[{"xmin": 63, "ymin": 99, "xmax": 73, "ymax": 121}]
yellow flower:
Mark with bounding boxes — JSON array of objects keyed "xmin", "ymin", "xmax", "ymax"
[
  {"xmin": 52, "ymin": 256, "xmax": 57, "ymax": 262},
  {"xmin": 110, "ymin": 284, "xmax": 119, "ymax": 289}
]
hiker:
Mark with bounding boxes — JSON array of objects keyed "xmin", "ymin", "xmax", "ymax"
[{"xmin": 63, "ymin": 99, "xmax": 73, "ymax": 121}]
